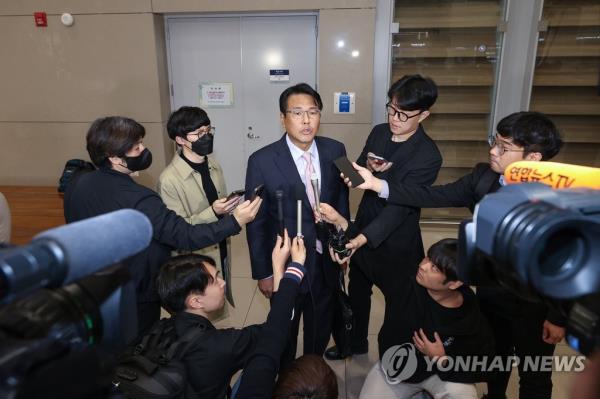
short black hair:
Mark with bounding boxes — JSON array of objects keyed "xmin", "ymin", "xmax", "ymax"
[
  {"xmin": 496, "ymin": 111, "xmax": 563, "ymax": 160},
  {"xmin": 157, "ymin": 254, "xmax": 216, "ymax": 314},
  {"xmin": 166, "ymin": 106, "xmax": 211, "ymax": 141},
  {"xmin": 279, "ymin": 83, "xmax": 323, "ymax": 114},
  {"xmin": 86, "ymin": 116, "xmax": 146, "ymax": 167},
  {"xmin": 427, "ymin": 238, "xmax": 459, "ymax": 283},
  {"xmin": 387, "ymin": 74, "xmax": 438, "ymax": 111}
]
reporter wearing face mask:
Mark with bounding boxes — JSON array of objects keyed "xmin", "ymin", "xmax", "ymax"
[
  {"xmin": 64, "ymin": 116, "xmax": 262, "ymax": 335},
  {"xmin": 158, "ymin": 106, "xmax": 241, "ymax": 323}
]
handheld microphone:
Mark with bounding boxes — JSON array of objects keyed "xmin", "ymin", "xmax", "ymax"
[
  {"xmin": 504, "ymin": 161, "xmax": 600, "ymax": 189},
  {"xmin": 310, "ymin": 173, "xmax": 321, "ymax": 212},
  {"xmin": 295, "ymin": 184, "xmax": 305, "ymax": 237},
  {"xmin": 275, "ymin": 190, "xmax": 285, "ymax": 237},
  {"xmin": 0, "ymin": 209, "xmax": 152, "ymax": 303}
]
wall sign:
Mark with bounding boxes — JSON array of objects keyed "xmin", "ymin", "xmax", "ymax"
[
  {"xmin": 269, "ymin": 69, "xmax": 290, "ymax": 82},
  {"xmin": 200, "ymin": 83, "xmax": 234, "ymax": 107}
]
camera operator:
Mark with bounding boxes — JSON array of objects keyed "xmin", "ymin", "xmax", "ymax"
[
  {"xmin": 64, "ymin": 116, "xmax": 262, "ymax": 335},
  {"xmin": 344, "ymin": 111, "xmax": 564, "ymax": 399},
  {"xmin": 157, "ymin": 230, "xmax": 305, "ymax": 399}
]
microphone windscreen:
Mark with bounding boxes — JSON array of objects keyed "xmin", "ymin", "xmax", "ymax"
[
  {"xmin": 34, "ymin": 209, "xmax": 153, "ymax": 284},
  {"xmin": 295, "ymin": 183, "xmax": 306, "ymax": 201}
]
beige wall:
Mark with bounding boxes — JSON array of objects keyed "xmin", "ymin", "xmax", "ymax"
[{"xmin": 0, "ymin": 0, "xmax": 375, "ymax": 187}]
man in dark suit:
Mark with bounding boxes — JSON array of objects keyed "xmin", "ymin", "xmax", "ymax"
[
  {"xmin": 346, "ymin": 111, "xmax": 565, "ymax": 399},
  {"xmin": 245, "ymin": 83, "xmax": 349, "ymax": 361},
  {"xmin": 324, "ymin": 75, "xmax": 442, "ymax": 360}
]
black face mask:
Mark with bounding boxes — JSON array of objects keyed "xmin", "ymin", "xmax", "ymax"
[
  {"xmin": 190, "ymin": 134, "xmax": 214, "ymax": 156},
  {"xmin": 124, "ymin": 148, "xmax": 152, "ymax": 171}
]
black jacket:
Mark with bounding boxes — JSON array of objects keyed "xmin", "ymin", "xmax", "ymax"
[
  {"xmin": 383, "ymin": 162, "xmax": 566, "ymax": 326},
  {"xmin": 378, "ymin": 279, "xmax": 494, "ymax": 384},
  {"xmin": 176, "ymin": 274, "xmax": 302, "ymax": 399},
  {"xmin": 64, "ymin": 167, "xmax": 241, "ymax": 302},
  {"xmin": 349, "ymin": 124, "xmax": 442, "ymax": 285}
]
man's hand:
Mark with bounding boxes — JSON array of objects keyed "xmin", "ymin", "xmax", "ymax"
[
  {"xmin": 413, "ymin": 329, "xmax": 446, "ymax": 359},
  {"xmin": 232, "ymin": 197, "xmax": 262, "ymax": 226},
  {"xmin": 542, "ymin": 320, "xmax": 565, "ymax": 344},
  {"xmin": 272, "ymin": 230, "xmax": 291, "ymax": 292},
  {"xmin": 212, "ymin": 196, "xmax": 242, "ymax": 215},
  {"xmin": 347, "ymin": 233, "xmax": 367, "ymax": 251},
  {"xmin": 328, "ymin": 246, "xmax": 351, "ymax": 272},
  {"xmin": 291, "ymin": 236, "xmax": 306, "ymax": 265},
  {"xmin": 258, "ymin": 277, "xmax": 274, "ymax": 299},
  {"xmin": 341, "ymin": 162, "xmax": 384, "ymax": 193},
  {"xmin": 314, "ymin": 202, "xmax": 348, "ymax": 230},
  {"xmin": 366, "ymin": 152, "xmax": 394, "ymax": 173}
]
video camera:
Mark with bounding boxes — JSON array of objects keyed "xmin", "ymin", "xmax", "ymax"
[
  {"xmin": 0, "ymin": 209, "xmax": 152, "ymax": 398},
  {"xmin": 457, "ymin": 182, "xmax": 600, "ymax": 355}
]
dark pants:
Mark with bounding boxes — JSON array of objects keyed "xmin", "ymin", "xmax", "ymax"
[
  {"xmin": 348, "ymin": 257, "xmax": 372, "ymax": 352},
  {"xmin": 480, "ymin": 295, "xmax": 555, "ymax": 399},
  {"xmin": 281, "ymin": 255, "xmax": 334, "ymax": 364}
]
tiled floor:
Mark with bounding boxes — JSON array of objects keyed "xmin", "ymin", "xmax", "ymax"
[{"xmin": 212, "ymin": 229, "xmax": 579, "ymax": 398}]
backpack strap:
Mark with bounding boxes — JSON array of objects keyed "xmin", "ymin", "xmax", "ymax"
[
  {"xmin": 474, "ymin": 165, "xmax": 500, "ymax": 201},
  {"xmin": 165, "ymin": 324, "xmax": 207, "ymax": 361}
]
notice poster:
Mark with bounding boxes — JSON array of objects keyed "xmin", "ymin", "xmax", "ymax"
[{"xmin": 200, "ymin": 83, "xmax": 234, "ymax": 107}]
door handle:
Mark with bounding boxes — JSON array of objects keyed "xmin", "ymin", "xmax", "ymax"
[{"xmin": 247, "ymin": 127, "xmax": 260, "ymax": 139}]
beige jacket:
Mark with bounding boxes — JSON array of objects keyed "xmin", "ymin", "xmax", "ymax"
[{"xmin": 157, "ymin": 153, "xmax": 236, "ymax": 312}]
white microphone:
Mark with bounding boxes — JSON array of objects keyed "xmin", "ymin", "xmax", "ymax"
[{"xmin": 295, "ymin": 184, "xmax": 305, "ymax": 237}]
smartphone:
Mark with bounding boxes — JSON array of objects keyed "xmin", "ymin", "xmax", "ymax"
[
  {"xmin": 226, "ymin": 189, "xmax": 246, "ymax": 201},
  {"xmin": 367, "ymin": 154, "xmax": 387, "ymax": 165},
  {"xmin": 334, "ymin": 157, "xmax": 365, "ymax": 187},
  {"xmin": 250, "ymin": 184, "xmax": 265, "ymax": 201}
]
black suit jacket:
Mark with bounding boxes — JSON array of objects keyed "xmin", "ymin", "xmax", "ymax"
[
  {"xmin": 245, "ymin": 135, "xmax": 349, "ymax": 288},
  {"xmin": 64, "ymin": 167, "xmax": 241, "ymax": 302},
  {"xmin": 350, "ymin": 124, "xmax": 442, "ymax": 284}
]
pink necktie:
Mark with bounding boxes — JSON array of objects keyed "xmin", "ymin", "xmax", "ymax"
[{"xmin": 302, "ymin": 152, "xmax": 322, "ymax": 253}]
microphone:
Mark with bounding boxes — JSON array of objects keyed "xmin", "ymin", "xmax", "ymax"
[
  {"xmin": 504, "ymin": 161, "xmax": 600, "ymax": 189},
  {"xmin": 295, "ymin": 184, "xmax": 305, "ymax": 237},
  {"xmin": 0, "ymin": 209, "xmax": 152, "ymax": 303},
  {"xmin": 310, "ymin": 173, "xmax": 321, "ymax": 212},
  {"xmin": 275, "ymin": 190, "xmax": 285, "ymax": 238}
]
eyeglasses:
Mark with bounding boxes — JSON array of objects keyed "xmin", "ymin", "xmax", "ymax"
[
  {"xmin": 286, "ymin": 109, "xmax": 321, "ymax": 120},
  {"xmin": 489, "ymin": 136, "xmax": 524, "ymax": 156},
  {"xmin": 187, "ymin": 126, "xmax": 215, "ymax": 140},
  {"xmin": 386, "ymin": 103, "xmax": 422, "ymax": 122}
]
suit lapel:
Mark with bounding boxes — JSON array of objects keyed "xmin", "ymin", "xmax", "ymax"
[{"xmin": 315, "ymin": 137, "xmax": 331, "ymax": 203}]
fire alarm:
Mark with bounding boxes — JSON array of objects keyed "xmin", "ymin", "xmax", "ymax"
[
  {"xmin": 61, "ymin": 13, "xmax": 74, "ymax": 27},
  {"xmin": 34, "ymin": 12, "xmax": 47, "ymax": 27}
]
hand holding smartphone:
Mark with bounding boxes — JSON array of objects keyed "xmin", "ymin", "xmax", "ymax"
[
  {"xmin": 334, "ymin": 156, "xmax": 365, "ymax": 187},
  {"xmin": 226, "ymin": 189, "xmax": 246, "ymax": 201},
  {"xmin": 367, "ymin": 153, "xmax": 387, "ymax": 165},
  {"xmin": 250, "ymin": 184, "xmax": 265, "ymax": 201}
]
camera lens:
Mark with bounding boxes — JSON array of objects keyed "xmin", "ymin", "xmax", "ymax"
[{"xmin": 537, "ymin": 228, "xmax": 585, "ymax": 277}]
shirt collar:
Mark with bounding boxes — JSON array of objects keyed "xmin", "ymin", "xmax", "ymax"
[
  {"xmin": 499, "ymin": 175, "xmax": 506, "ymax": 186},
  {"xmin": 285, "ymin": 134, "xmax": 317, "ymax": 161}
]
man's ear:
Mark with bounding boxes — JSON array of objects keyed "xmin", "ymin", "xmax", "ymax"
[
  {"xmin": 418, "ymin": 110, "xmax": 431, "ymax": 123},
  {"xmin": 524, "ymin": 151, "xmax": 542, "ymax": 162},
  {"xmin": 447, "ymin": 280, "xmax": 463, "ymax": 290},
  {"xmin": 174, "ymin": 136, "xmax": 187, "ymax": 147},
  {"xmin": 280, "ymin": 113, "xmax": 286, "ymax": 129},
  {"xmin": 108, "ymin": 155, "xmax": 123, "ymax": 168},
  {"xmin": 185, "ymin": 293, "xmax": 205, "ymax": 310}
]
